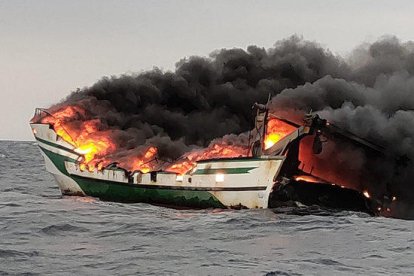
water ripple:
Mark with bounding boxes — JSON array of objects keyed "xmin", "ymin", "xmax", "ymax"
[{"xmin": 0, "ymin": 141, "xmax": 413, "ymax": 275}]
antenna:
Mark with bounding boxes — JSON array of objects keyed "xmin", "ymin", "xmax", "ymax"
[{"xmin": 266, "ymin": 93, "xmax": 272, "ymax": 108}]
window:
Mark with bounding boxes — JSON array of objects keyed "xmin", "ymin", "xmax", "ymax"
[{"xmin": 150, "ymin": 172, "xmax": 157, "ymax": 182}]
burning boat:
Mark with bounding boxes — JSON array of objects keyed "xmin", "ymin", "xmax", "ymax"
[{"xmin": 30, "ymin": 104, "xmax": 381, "ymax": 213}]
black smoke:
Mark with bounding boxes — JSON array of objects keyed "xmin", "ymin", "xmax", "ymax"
[
  {"xmin": 51, "ymin": 35, "xmax": 414, "ymax": 218},
  {"xmin": 269, "ymin": 36, "xmax": 414, "ymax": 218}
]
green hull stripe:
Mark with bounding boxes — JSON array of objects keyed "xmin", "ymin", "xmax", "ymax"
[
  {"xmin": 194, "ymin": 167, "xmax": 256, "ymax": 175},
  {"xmin": 72, "ymin": 175, "xmax": 225, "ymax": 208},
  {"xmin": 69, "ymin": 174, "xmax": 267, "ymax": 191},
  {"xmin": 39, "ymin": 146, "xmax": 76, "ymax": 175},
  {"xmin": 36, "ymin": 137, "xmax": 79, "ymax": 156},
  {"xmin": 197, "ymin": 157, "xmax": 283, "ymax": 163}
]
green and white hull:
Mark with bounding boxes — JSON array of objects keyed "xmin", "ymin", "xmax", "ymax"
[{"xmin": 31, "ymin": 123, "xmax": 285, "ymax": 209}]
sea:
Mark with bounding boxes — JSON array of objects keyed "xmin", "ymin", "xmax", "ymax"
[{"xmin": 0, "ymin": 141, "xmax": 413, "ymax": 275}]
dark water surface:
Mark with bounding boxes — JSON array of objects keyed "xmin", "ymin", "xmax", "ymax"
[{"xmin": 0, "ymin": 141, "xmax": 413, "ymax": 275}]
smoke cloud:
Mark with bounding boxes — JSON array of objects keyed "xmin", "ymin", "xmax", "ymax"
[{"xmin": 50, "ymin": 35, "xmax": 414, "ymax": 218}]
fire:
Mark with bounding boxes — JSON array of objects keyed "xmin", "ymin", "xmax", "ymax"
[
  {"xmin": 264, "ymin": 119, "xmax": 296, "ymax": 149},
  {"xmin": 294, "ymin": 175, "xmax": 321, "ymax": 183},
  {"xmin": 74, "ymin": 137, "xmax": 115, "ymax": 171},
  {"xmin": 75, "ymin": 139, "xmax": 112, "ymax": 162},
  {"xmin": 36, "ymin": 106, "xmax": 297, "ymax": 175},
  {"xmin": 37, "ymin": 106, "xmax": 174, "ymax": 173},
  {"xmin": 40, "ymin": 106, "xmax": 84, "ymax": 145},
  {"xmin": 39, "ymin": 106, "xmax": 117, "ymax": 171},
  {"xmin": 166, "ymin": 160, "xmax": 197, "ymax": 175},
  {"xmin": 166, "ymin": 143, "xmax": 248, "ymax": 175},
  {"xmin": 131, "ymin": 147, "xmax": 158, "ymax": 173},
  {"xmin": 363, "ymin": 190, "xmax": 370, "ymax": 198}
]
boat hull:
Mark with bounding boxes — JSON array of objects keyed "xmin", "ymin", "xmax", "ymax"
[{"xmin": 31, "ymin": 123, "xmax": 282, "ymax": 209}]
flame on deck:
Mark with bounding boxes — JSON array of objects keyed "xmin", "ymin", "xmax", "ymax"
[
  {"xmin": 165, "ymin": 143, "xmax": 248, "ymax": 175},
  {"xmin": 264, "ymin": 119, "xmax": 296, "ymax": 149},
  {"xmin": 37, "ymin": 105, "xmax": 295, "ymax": 174}
]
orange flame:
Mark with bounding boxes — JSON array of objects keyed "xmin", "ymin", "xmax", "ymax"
[
  {"xmin": 166, "ymin": 143, "xmax": 248, "ymax": 175},
  {"xmin": 41, "ymin": 106, "xmax": 159, "ymax": 172},
  {"xmin": 40, "ymin": 106, "xmax": 116, "ymax": 171},
  {"xmin": 131, "ymin": 147, "xmax": 158, "ymax": 173},
  {"xmin": 38, "ymin": 106, "xmax": 298, "ymax": 175},
  {"xmin": 294, "ymin": 175, "xmax": 321, "ymax": 183},
  {"xmin": 75, "ymin": 137, "xmax": 115, "ymax": 171},
  {"xmin": 40, "ymin": 106, "xmax": 86, "ymax": 145},
  {"xmin": 264, "ymin": 119, "xmax": 296, "ymax": 149}
]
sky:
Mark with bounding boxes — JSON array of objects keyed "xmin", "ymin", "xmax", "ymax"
[{"xmin": 1, "ymin": 0, "xmax": 414, "ymax": 141}]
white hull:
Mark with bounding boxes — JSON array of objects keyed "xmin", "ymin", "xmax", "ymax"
[{"xmin": 31, "ymin": 123, "xmax": 285, "ymax": 208}]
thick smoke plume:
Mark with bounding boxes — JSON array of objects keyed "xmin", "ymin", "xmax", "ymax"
[{"xmin": 50, "ymin": 35, "xmax": 414, "ymax": 218}]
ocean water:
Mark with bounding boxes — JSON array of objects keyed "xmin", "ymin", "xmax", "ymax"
[{"xmin": 0, "ymin": 141, "xmax": 413, "ymax": 276}]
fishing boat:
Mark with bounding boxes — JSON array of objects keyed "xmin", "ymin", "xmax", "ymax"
[{"xmin": 30, "ymin": 105, "xmax": 380, "ymax": 213}]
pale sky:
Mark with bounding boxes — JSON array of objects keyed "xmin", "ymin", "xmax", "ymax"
[{"xmin": 1, "ymin": 0, "xmax": 413, "ymax": 140}]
